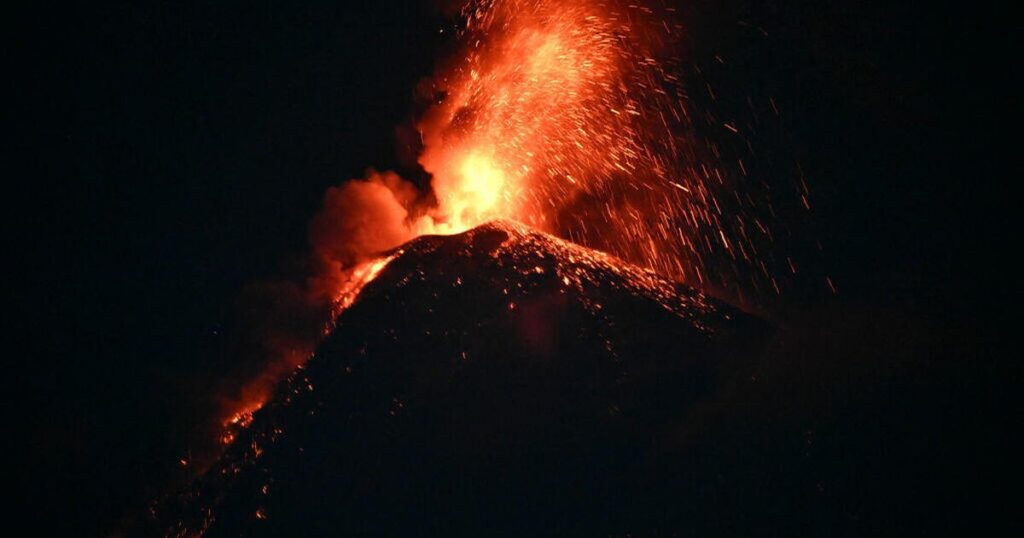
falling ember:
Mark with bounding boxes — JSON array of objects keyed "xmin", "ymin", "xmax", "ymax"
[{"xmin": 215, "ymin": 0, "xmax": 778, "ymax": 448}]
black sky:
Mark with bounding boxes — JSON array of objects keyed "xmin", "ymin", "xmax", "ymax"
[{"xmin": 8, "ymin": 1, "xmax": 1013, "ymax": 534}]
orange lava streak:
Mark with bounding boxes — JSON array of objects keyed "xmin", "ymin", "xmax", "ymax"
[
  {"xmin": 218, "ymin": 255, "xmax": 397, "ymax": 447},
  {"xmin": 330, "ymin": 255, "xmax": 398, "ymax": 319}
]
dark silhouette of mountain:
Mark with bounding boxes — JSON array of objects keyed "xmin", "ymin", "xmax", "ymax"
[
  {"xmin": 152, "ymin": 221, "xmax": 1009, "ymax": 536},
  {"xmin": 155, "ymin": 221, "xmax": 768, "ymax": 535}
]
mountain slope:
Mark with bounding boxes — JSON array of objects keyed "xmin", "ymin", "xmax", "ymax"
[{"xmin": 158, "ymin": 220, "xmax": 770, "ymax": 536}]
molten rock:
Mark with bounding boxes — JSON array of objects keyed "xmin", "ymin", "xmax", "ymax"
[{"xmin": 159, "ymin": 221, "xmax": 770, "ymax": 535}]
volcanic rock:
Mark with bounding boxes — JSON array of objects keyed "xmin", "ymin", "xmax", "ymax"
[{"xmin": 159, "ymin": 220, "xmax": 771, "ymax": 536}]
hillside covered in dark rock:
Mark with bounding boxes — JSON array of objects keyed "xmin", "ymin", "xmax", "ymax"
[{"xmin": 153, "ymin": 221, "xmax": 1007, "ymax": 537}]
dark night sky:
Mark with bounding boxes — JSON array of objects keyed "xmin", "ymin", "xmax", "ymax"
[{"xmin": 7, "ymin": 1, "xmax": 1013, "ymax": 534}]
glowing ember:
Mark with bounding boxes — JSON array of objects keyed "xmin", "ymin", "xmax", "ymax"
[
  {"xmin": 219, "ymin": 404, "xmax": 261, "ymax": 445},
  {"xmin": 217, "ymin": 255, "xmax": 397, "ymax": 445}
]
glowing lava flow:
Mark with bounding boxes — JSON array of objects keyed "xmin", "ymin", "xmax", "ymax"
[
  {"xmin": 217, "ymin": 254, "xmax": 398, "ymax": 443},
  {"xmin": 329, "ymin": 255, "xmax": 398, "ymax": 320}
]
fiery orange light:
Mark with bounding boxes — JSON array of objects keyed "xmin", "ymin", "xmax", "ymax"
[
  {"xmin": 330, "ymin": 254, "xmax": 398, "ymax": 317},
  {"xmin": 216, "ymin": 0, "xmax": 776, "ymax": 447},
  {"xmin": 404, "ymin": 0, "xmax": 762, "ymax": 291}
]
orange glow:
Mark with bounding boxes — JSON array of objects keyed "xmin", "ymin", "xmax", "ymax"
[
  {"xmin": 330, "ymin": 254, "xmax": 398, "ymax": 317},
  {"xmin": 215, "ymin": 0, "xmax": 776, "ymax": 448},
  {"xmin": 418, "ymin": 0, "xmax": 627, "ymax": 234},
  {"xmin": 403, "ymin": 0, "xmax": 766, "ymax": 290},
  {"xmin": 216, "ymin": 254, "xmax": 397, "ymax": 446},
  {"xmin": 219, "ymin": 402, "xmax": 262, "ymax": 445}
]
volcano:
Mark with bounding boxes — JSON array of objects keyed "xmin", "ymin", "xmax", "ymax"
[{"xmin": 157, "ymin": 221, "xmax": 771, "ymax": 536}]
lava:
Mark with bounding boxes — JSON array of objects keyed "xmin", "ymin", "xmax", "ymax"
[
  {"xmin": 215, "ymin": 0, "xmax": 775, "ymax": 453},
  {"xmin": 411, "ymin": 0, "xmax": 765, "ymax": 289},
  {"xmin": 329, "ymin": 255, "xmax": 399, "ymax": 320},
  {"xmin": 215, "ymin": 254, "xmax": 399, "ymax": 444}
]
